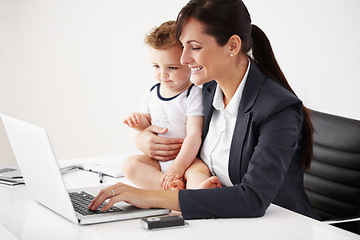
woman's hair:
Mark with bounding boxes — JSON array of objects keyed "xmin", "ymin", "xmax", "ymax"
[
  {"xmin": 144, "ymin": 20, "xmax": 180, "ymax": 50},
  {"xmin": 176, "ymin": 0, "xmax": 313, "ymax": 169}
]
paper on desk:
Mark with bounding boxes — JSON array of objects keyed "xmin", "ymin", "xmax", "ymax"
[
  {"xmin": 0, "ymin": 177, "xmax": 24, "ymax": 185},
  {"xmin": 59, "ymin": 154, "xmax": 129, "ymax": 178},
  {"xmin": 0, "ymin": 167, "xmax": 24, "ymax": 185},
  {"xmin": 0, "ymin": 167, "xmax": 22, "ymax": 178}
]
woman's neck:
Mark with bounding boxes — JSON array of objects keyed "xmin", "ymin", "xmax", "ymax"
[{"xmin": 216, "ymin": 55, "xmax": 249, "ymax": 107}]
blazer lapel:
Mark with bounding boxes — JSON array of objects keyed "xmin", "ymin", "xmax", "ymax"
[
  {"xmin": 229, "ymin": 61, "xmax": 266, "ymax": 184},
  {"xmin": 229, "ymin": 112, "xmax": 250, "ymax": 184},
  {"xmin": 201, "ymin": 81, "xmax": 217, "ymax": 141}
]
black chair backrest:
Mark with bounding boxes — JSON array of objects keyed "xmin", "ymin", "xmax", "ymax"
[{"xmin": 304, "ymin": 110, "xmax": 360, "ymax": 233}]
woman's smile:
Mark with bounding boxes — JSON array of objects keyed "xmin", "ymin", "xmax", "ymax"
[{"xmin": 190, "ymin": 66, "xmax": 203, "ymax": 74}]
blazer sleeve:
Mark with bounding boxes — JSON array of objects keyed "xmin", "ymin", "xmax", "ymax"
[{"xmin": 179, "ymin": 97, "xmax": 304, "ymax": 219}]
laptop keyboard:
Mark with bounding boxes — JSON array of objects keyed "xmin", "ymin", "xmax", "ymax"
[{"xmin": 69, "ymin": 191, "xmax": 123, "ymax": 216}]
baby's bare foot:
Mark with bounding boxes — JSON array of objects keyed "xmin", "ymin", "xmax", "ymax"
[
  {"xmin": 168, "ymin": 179, "xmax": 186, "ymax": 190},
  {"xmin": 200, "ymin": 176, "xmax": 222, "ymax": 189}
]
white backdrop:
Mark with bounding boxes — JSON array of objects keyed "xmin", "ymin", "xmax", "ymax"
[{"xmin": 1, "ymin": 0, "xmax": 359, "ymax": 166}]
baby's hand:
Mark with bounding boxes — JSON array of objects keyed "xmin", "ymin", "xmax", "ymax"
[
  {"xmin": 161, "ymin": 165, "xmax": 185, "ymax": 190},
  {"xmin": 123, "ymin": 113, "xmax": 141, "ymax": 127}
]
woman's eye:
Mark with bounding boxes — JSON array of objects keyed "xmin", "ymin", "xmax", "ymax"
[
  {"xmin": 191, "ymin": 45, "xmax": 202, "ymax": 50},
  {"xmin": 182, "ymin": 45, "xmax": 201, "ymax": 51}
]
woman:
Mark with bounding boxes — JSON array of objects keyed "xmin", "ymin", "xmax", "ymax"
[{"xmin": 89, "ymin": 0, "xmax": 319, "ymax": 220}]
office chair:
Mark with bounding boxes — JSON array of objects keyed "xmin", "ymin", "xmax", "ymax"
[{"xmin": 304, "ymin": 110, "xmax": 360, "ymax": 234}]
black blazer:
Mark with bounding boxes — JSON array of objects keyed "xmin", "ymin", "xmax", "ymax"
[{"xmin": 179, "ymin": 61, "xmax": 319, "ymax": 220}]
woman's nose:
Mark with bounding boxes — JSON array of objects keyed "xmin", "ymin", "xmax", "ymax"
[{"xmin": 180, "ymin": 48, "xmax": 192, "ymax": 65}]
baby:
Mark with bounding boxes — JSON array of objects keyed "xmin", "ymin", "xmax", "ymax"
[{"xmin": 122, "ymin": 20, "xmax": 221, "ymax": 190}]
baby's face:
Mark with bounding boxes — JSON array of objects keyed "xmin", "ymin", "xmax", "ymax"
[{"xmin": 149, "ymin": 46, "xmax": 191, "ymax": 94}]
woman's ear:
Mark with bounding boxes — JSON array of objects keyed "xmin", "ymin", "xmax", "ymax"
[{"xmin": 228, "ymin": 35, "xmax": 241, "ymax": 57}]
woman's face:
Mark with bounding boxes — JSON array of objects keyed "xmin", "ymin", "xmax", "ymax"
[{"xmin": 179, "ymin": 17, "xmax": 230, "ymax": 85}]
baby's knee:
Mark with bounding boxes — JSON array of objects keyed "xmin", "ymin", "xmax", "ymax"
[{"xmin": 122, "ymin": 155, "xmax": 141, "ymax": 176}]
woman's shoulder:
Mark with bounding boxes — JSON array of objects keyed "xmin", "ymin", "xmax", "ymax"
[
  {"xmin": 253, "ymin": 78, "xmax": 303, "ymax": 121},
  {"xmin": 247, "ymin": 62, "xmax": 303, "ymax": 118},
  {"xmin": 247, "ymin": 60, "xmax": 300, "ymax": 104},
  {"xmin": 261, "ymin": 78, "xmax": 300, "ymax": 103}
]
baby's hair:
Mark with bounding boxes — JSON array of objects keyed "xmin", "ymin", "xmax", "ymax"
[{"xmin": 144, "ymin": 20, "xmax": 180, "ymax": 50}]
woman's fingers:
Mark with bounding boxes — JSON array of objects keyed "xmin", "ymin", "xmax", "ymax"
[
  {"xmin": 89, "ymin": 190, "xmax": 109, "ymax": 210},
  {"xmin": 135, "ymin": 126, "xmax": 183, "ymax": 160},
  {"xmin": 88, "ymin": 184, "xmax": 122, "ymax": 211}
]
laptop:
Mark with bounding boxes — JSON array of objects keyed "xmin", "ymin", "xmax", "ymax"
[{"xmin": 0, "ymin": 114, "xmax": 170, "ymax": 225}]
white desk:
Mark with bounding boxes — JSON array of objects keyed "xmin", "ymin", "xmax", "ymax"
[{"xmin": 1, "ymin": 167, "xmax": 359, "ymax": 240}]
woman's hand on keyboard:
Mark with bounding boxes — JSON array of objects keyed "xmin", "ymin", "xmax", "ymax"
[{"xmin": 88, "ymin": 182, "xmax": 180, "ymax": 212}]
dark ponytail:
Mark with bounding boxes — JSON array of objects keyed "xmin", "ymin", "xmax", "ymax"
[
  {"xmin": 177, "ymin": 0, "xmax": 313, "ymax": 169},
  {"xmin": 251, "ymin": 24, "xmax": 313, "ymax": 169}
]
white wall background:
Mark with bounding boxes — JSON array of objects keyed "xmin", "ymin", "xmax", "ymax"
[{"xmin": 1, "ymin": 0, "xmax": 359, "ymax": 166}]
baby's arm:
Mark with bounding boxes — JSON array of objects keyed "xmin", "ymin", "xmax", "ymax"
[
  {"xmin": 161, "ymin": 115, "xmax": 204, "ymax": 189},
  {"xmin": 123, "ymin": 112, "xmax": 151, "ymax": 131}
]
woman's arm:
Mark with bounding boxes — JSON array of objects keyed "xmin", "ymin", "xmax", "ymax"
[
  {"xmin": 179, "ymin": 104, "xmax": 303, "ymax": 219},
  {"xmin": 89, "ymin": 105, "xmax": 301, "ymax": 219},
  {"xmin": 88, "ymin": 182, "xmax": 180, "ymax": 212}
]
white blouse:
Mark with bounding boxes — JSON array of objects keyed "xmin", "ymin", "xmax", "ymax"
[{"xmin": 200, "ymin": 61, "xmax": 250, "ymax": 186}]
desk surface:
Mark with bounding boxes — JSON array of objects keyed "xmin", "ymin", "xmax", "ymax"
[{"xmin": 1, "ymin": 166, "xmax": 359, "ymax": 240}]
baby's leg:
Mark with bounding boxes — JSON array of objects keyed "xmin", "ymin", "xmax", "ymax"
[
  {"xmin": 122, "ymin": 154, "xmax": 162, "ymax": 190},
  {"xmin": 184, "ymin": 158, "xmax": 221, "ymax": 189}
]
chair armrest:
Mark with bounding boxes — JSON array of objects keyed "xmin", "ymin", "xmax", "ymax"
[{"xmin": 324, "ymin": 216, "xmax": 360, "ymax": 225}]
